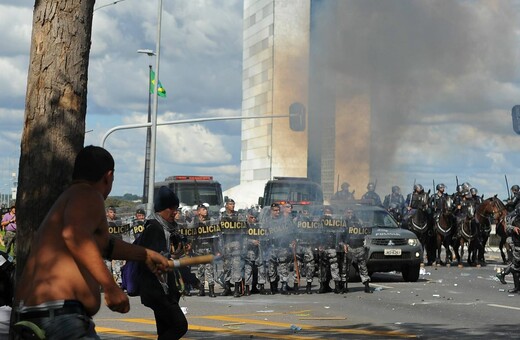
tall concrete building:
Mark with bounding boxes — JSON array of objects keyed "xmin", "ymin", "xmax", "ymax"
[{"xmin": 237, "ymin": 0, "xmax": 371, "ymax": 203}]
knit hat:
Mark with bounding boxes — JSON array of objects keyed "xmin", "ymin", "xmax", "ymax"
[{"xmin": 154, "ymin": 186, "xmax": 180, "ymax": 212}]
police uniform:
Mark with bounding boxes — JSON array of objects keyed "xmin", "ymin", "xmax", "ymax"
[
  {"xmin": 264, "ymin": 205, "xmax": 294, "ymax": 295},
  {"xmin": 106, "ymin": 212, "xmax": 126, "ymax": 285},
  {"xmin": 293, "ymin": 212, "xmax": 317, "ymax": 294},
  {"xmin": 317, "ymin": 209, "xmax": 342, "ymax": 294},
  {"xmin": 192, "ymin": 212, "xmax": 219, "ymax": 298},
  {"xmin": 344, "ymin": 213, "xmax": 371, "ymax": 293},
  {"xmin": 219, "ymin": 200, "xmax": 245, "ymax": 297},
  {"xmin": 243, "ymin": 212, "xmax": 268, "ymax": 295}
]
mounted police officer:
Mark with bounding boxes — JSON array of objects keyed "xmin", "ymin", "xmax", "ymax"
[
  {"xmin": 506, "ymin": 185, "xmax": 520, "ymax": 212},
  {"xmin": 361, "ymin": 182, "xmax": 382, "ymax": 206},
  {"xmin": 383, "ymin": 186, "xmax": 405, "ymax": 222},
  {"xmin": 332, "ymin": 182, "xmax": 355, "ymax": 201},
  {"xmin": 430, "ymin": 183, "xmax": 449, "ymax": 221}
]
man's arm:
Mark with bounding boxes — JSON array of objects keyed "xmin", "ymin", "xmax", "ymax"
[
  {"xmin": 62, "ymin": 188, "xmax": 129, "ymax": 313},
  {"xmin": 110, "ymin": 238, "xmax": 169, "ymax": 275}
]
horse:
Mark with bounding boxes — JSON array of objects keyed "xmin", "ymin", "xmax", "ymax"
[
  {"xmin": 451, "ymin": 202, "xmax": 480, "ymax": 267},
  {"xmin": 402, "ymin": 204, "xmax": 434, "ymax": 264},
  {"xmin": 473, "ymin": 196, "xmax": 508, "ymax": 264},
  {"xmin": 432, "ymin": 196, "xmax": 455, "ymax": 266}
]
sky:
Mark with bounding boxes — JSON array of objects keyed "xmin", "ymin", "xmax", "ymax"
[{"xmin": 2, "ymin": 0, "xmax": 520, "ymax": 204}]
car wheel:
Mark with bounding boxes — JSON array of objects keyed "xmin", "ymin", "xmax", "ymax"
[{"xmin": 402, "ymin": 264, "xmax": 420, "ymax": 282}]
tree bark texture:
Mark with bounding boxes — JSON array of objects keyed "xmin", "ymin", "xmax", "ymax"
[{"xmin": 15, "ymin": 0, "xmax": 95, "ymax": 280}]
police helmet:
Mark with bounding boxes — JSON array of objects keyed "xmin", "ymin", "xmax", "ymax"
[
  {"xmin": 341, "ymin": 182, "xmax": 350, "ymax": 190},
  {"xmin": 462, "ymin": 182, "xmax": 471, "ymax": 191},
  {"xmin": 414, "ymin": 184, "xmax": 423, "ymax": 192},
  {"xmin": 367, "ymin": 182, "xmax": 375, "ymax": 191},
  {"xmin": 470, "ymin": 187, "xmax": 478, "ymax": 196},
  {"xmin": 512, "ymin": 184, "xmax": 520, "ymax": 193},
  {"xmin": 456, "ymin": 184, "xmax": 463, "ymax": 194},
  {"xmin": 436, "ymin": 183, "xmax": 446, "ymax": 191},
  {"xmin": 391, "ymin": 186, "xmax": 400, "ymax": 194}
]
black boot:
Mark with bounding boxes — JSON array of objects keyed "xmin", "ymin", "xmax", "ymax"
[
  {"xmin": 198, "ymin": 285, "xmax": 205, "ymax": 297},
  {"xmin": 306, "ymin": 282, "xmax": 313, "ymax": 294},
  {"xmin": 334, "ymin": 281, "xmax": 342, "ymax": 294},
  {"xmin": 343, "ymin": 281, "xmax": 349, "ymax": 294},
  {"xmin": 293, "ymin": 283, "xmax": 300, "ymax": 295},
  {"xmin": 221, "ymin": 281, "xmax": 232, "ymax": 296},
  {"xmin": 234, "ymin": 282, "xmax": 241, "ymax": 297},
  {"xmin": 270, "ymin": 281, "xmax": 278, "ymax": 295},
  {"xmin": 250, "ymin": 284, "xmax": 260, "ymax": 294},
  {"xmin": 509, "ymin": 272, "xmax": 520, "ymax": 293},
  {"xmin": 317, "ymin": 282, "xmax": 328, "ymax": 294},
  {"xmin": 245, "ymin": 285, "xmax": 251, "ymax": 296},
  {"xmin": 364, "ymin": 281, "xmax": 372, "ymax": 293},
  {"xmin": 208, "ymin": 284, "xmax": 216, "ymax": 298},
  {"xmin": 281, "ymin": 281, "xmax": 290, "ymax": 295},
  {"xmin": 497, "ymin": 270, "xmax": 507, "ymax": 285},
  {"xmin": 259, "ymin": 284, "xmax": 268, "ymax": 295}
]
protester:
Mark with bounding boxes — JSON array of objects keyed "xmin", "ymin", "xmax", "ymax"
[
  {"xmin": 13, "ymin": 146, "xmax": 170, "ymax": 339},
  {"xmin": 138, "ymin": 186, "xmax": 188, "ymax": 340},
  {"xmin": 1, "ymin": 206, "xmax": 16, "ymax": 255}
]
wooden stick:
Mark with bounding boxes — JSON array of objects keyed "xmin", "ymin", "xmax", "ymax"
[{"xmin": 168, "ymin": 254, "xmax": 214, "ymax": 268}]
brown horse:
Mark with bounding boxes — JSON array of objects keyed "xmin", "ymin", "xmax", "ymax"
[
  {"xmin": 432, "ymin": 196, "xmax": 455, "ymax": 266},
  {"xmin": 452, "ymin": 203, "xmax": 479, "ymax": 267},
  {"xmin": 469, "ymin": 196, "xmax": 507, "ymax": 265}
]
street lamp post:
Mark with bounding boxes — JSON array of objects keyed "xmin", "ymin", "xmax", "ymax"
[
  {"xmin": 137, "ymin": 49, "xmax": 156, "ymax": 205},
  {"xmin": 147, "ymin": 0, "xmax": 163, "ymax": 216}
]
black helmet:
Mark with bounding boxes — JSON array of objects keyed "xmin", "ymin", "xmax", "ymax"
[
  {"xmin": 414, "ymin": 184, "xmax": 423, "ymax": 192},
  {"xmin": 341, "ymin": 182, "xmax": 350, "ymax": 190},
  {"xmin": 512, "ymin": 184, "xmax": 520, "ymax": 193},
  {"xmin": 456, "ymin": 184, "xmax": 463, "ymax": 193},
  {"xmin": 470, "ymin": 187, "xmax": 478, "ymax": 196},
  {"xmin": 436, "ymin": 183, "xmax": 446, "ymax": 191},
  {"xmin": 367, "ymin": 182, "xmax": 375, "ymax": 191},
  {"xmin": 391, "ymin": 186, "xmax": 400, "ymax": 194}
]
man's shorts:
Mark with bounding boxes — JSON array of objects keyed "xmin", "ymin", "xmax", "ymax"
[{"xmin": 15, "ymin": 300, "xmax": 100, "ymax": 340}]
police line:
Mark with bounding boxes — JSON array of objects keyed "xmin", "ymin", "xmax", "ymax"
[{"xmin": 177, "ymin": 217, "xmax": 372, "ymax": 239}]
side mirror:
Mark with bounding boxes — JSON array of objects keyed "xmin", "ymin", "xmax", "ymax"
[
  {"xmin": 258, "ymin": 197, "xmax": 264, "ymax": 207},
  {"xmin": 512, "ymin": 105, "xmax": 520, "ymax": 134},
  {"xmin": 289, "ymin": 102, "xmax": 306, "ymax": 132}
]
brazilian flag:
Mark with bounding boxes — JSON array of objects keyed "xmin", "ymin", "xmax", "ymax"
[{"xmin": 150, "ymin": 69, "xmax": 166, "ymax": 98}]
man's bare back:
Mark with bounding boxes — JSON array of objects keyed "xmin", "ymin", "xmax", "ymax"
[
  {"xmin": 16, "ymin": 182, "xmax": 120, "ymax": 315},
  {"xmin": 15, "ymin": 146, "xmax": 169, "ymax": 327}
]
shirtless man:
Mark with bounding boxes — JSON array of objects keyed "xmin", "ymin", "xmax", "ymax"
[{"xmin": 14, "ymin": 146, "xmax": 169, "ymax": 339}]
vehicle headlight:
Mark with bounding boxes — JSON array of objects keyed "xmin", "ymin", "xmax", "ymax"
[{"xmin": 408, "ymin": 238, "xmax": 419, "ymax": 246}]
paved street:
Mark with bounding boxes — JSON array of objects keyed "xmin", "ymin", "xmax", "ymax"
[{"xmin": 93, "ymin": 248, "xmax": 520, "ymax": 339}]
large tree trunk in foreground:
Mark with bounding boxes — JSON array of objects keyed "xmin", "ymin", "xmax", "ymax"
[{"xmin": 15, "ymin": 0, "xmax": 95, "ymax": 280}]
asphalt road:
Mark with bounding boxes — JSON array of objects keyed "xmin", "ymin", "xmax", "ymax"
[{"xmin": 94, "ymin": 249, "xmax": 519, "ymax": 339}]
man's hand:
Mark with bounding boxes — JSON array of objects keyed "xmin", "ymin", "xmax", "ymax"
[
  {"xmin": 104, "ymin": 285, "xmax": 130, "ymax": 314},
  {"xmin": 144, "ymin": 248, "xmax": 170, "ymax": 275},
  {"xmin": 514, "ymin": 226, "xmax": 520, "ymax": 235}
]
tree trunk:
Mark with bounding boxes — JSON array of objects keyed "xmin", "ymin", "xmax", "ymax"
[{"xmin": 15, "ymin": 0, "xmax": 95, "ymax": 280}]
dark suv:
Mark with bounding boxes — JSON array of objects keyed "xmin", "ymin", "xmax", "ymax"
[
  {"xmin": 308, "ymin": 203, "xmax": 423, "ymax": 282},
  {"xmin": 347, "ymin": 204, "xmax": 423, "ymax": 282}
]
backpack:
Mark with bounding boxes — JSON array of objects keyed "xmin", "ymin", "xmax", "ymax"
[{"xmin": 121, "ymin": 234, "xmax": 143, "ymax": 296}]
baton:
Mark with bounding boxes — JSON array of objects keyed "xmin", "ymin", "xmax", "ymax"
[
  {"xmin": 505, "ymin": 174, "xmax": 511, "ymax": 200},
  {"xmin": 168, "ymin": 254, "xmax": 215, "ymax": 268}
]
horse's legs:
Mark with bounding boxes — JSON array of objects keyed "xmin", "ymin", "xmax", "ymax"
[{"xmin": 443, "ymin": 234, "xmax": 453, "ymax": 265}]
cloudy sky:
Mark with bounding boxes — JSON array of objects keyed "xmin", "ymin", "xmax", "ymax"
[{"xmin": 2, "ymin": 0, "xmax": 520, "ymax": 203}]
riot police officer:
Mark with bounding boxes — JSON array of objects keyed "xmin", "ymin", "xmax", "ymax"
[
  {"xmin": 383, "ymin": 186, "xmax": 406, "ymax": 222},
  {"xmin": 430, "ymin": 183, "xmax": 449, "ymax": 220},
  {"xmin": 506, "ymin": 185, "xmax": 520, "ymax": 212},
  {"xmin": 293, "ymin": 208, "xmax": 317, "ymax": 294},
  {"xmin": 219, "ymin": 198, "xmax": 244, "ymax": 297},
  {"xmin": 332, "ymin": 182, "xmax": 355, "ymax": 201},
  {"xmin": 192, "ymin": 204, "xmax": 218, "ymax": 298},
  {"xmin": 243, "ymin": 209, "xmax": 268, "ymax": 295},
  {"xmin": 317, "ymin": 206, "xmax": 342, "ymax": 294},
  {"xmin": 344, "ymin": 208, "xmax": 372, "ymax": 293},
  {"xmin": 361, "ymin": 182, "xmax": 382, "ymax": 206}
]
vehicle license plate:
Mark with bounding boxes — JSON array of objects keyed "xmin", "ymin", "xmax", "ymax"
[{"xmin": 384, "ymin": 248, "xmax": 402, "ymax": 256}]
